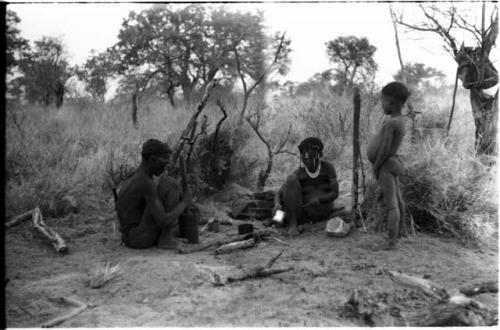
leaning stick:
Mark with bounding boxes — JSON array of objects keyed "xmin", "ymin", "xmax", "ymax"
[
  {"xmin": 225, "ymin": 251, "xmax": 292, "ymax": 283},
  {"xmin": 265, "ymin": 250, "xmax": 285, "ymax": 269},
  {"xmin": 41, "ymin": 297, "xmax": 87, "ymax": 328},
  {"xmin": 32, "ymin": 208, "xmax": 68, "ymax": 254},
  {"xmin": 5, "ymin": 210, "xmax": 33, "ymax": 228}
]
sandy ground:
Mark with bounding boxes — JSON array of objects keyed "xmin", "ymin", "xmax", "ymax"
[{"xmin": 5, "ymin": 201, "xmax": 498, "ymax": 327}]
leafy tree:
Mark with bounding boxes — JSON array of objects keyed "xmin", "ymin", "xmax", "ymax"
[
  {"xmin": 325, "ymin": 36, "xmax": 378, "ymax": 90},
  {"xmin": 76, "ymin": 50, "xmax": 112, "ymax": 102},
  {"xmin": 15, "ymin": 36, "xmax": 72, "ymax": 107},
  {"xmin": 394, "ymin": 62, "xmax": 446, "ymax": 89},
  {"xmin": 6, "ymin": 9, "xmax": 29, "ymax": 74},
  {"xmin": 109, "ymin": 4, "xmax": 289, "ymax": 105}
]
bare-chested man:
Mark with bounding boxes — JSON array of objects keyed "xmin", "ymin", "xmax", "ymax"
[
  {"xmin": 274, "ymin": 137, "xmax": 339, "ymax": 236},
  {"xmin": 117, "ymin": 139, "xmax": 193, "ymax": 249},
  {"xmin": 367, "ymin": 81, "xmax": 408, "ymax": 250}
]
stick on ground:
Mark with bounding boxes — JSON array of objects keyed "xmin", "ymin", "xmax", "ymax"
[
  {"xmin": 41, "ymin": 297, "xmax": 87, "ymax": 328},
  {"xmin": 32, "ymin": 208, "xmax": 68, "ymax": 254},
  {"xmin": 6, "ymin": 208, "xmax": 68, "ymax": 254},
  {"xmin": 215, "ymin": 238, "xmax": 255, "ymax": 255},
  {"xmin": 5, "ymin": 210, "xmax": 33, "ymax": 228}
]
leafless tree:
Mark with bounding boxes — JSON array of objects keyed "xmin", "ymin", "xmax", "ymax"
[{"xmin": 395, "ymin": 3, "xmax": 498, "ymax": 154}]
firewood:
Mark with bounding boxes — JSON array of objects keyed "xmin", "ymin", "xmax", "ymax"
[
  {"xmin": 41, "ymin": 297, "xmax": 87, "ymax": 328},
  {"xmin": 32, "ymin": 208, "xmax": 68, "ymax": 254},
  {"xmin": 215, "ymin": 238, "xmax": 256, "ymax": 254},
  {"xmin": 177, "ymin": 228, "xmax": 276, "ymax": 254},
  {"xmin": 5, "ymin": 210, "xmax": 33, "ymax": 228},
  {"xmin": 6, "ymin": 208, "xmax": 68, "ymax": 254}
]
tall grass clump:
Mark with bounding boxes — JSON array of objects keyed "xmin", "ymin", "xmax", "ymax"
[
  {"xmin": 362, "ymin": 134, "xmax": 497, "ymax": 245},
  {"xmin": 5, "ymin": 98, "xmax": 189, "ymax": 218}
]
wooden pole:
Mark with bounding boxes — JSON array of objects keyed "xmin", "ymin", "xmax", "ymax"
[
  {"xmin": 446, "ymin": 70, "xmax": 459, "ymax": 135},
  {"xmin": 352, "ymin": 87, "xmax": 361, "ymax": 223}
]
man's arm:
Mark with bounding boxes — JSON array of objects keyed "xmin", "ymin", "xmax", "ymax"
[
  {"xmin": 143, "ymin": 180, "xmax": 188, "ymax": 228},
  {"xmin": 318, "ymin": 162, "xmax": 339, "ymax": 203},
  {"xmin": 373, "ymin": 122, "xmax": 395, "ymax": 178}
]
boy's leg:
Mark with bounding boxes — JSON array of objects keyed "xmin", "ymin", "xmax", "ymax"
[
  {"xmin": 395, "ymin": 176, "xmax": 407, "ymax": 237},
  {"xmin": 379, "ymin": 166, "xmax": 399, "ymax": 249}
]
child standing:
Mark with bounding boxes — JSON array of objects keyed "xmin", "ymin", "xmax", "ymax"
[{"xmin": 367, "ymin": 82, "xmax": 409, "ymax": 250}]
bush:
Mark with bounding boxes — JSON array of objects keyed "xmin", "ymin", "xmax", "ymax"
[{"xmin": 361, "ymin": 135, "xmax": 497, "ymax": 245}]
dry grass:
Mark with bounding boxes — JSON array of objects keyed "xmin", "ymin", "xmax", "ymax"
[
  {"xmin": 88, "ymin": 262, "xmax": 122, "ymax": 289},
  {"xmin": 362, "ymin": 134, "xmax": 497, "ymax": 245}
]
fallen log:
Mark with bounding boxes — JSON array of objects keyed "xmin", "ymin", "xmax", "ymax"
[
  {"xmin": 388, "ymin": 270, "xmax": 497, "ymax": 326},
  {"xmin": 215, "ymin": 238, "xmax": 255, "ymax": 255},
  {"xmin": 387, "ymin": 270, "xmax": 448, "ymax": 300},
  {"xmin": 41, "ymin": 297, "xmax": 87, "ymax": 328},
  {"xmin": 459, "ymin": 281, "xmax": 498, "ymax": 297},
  {"xmin": 6, "ymin": 208, "xmax": 68, "ymax": 254}
]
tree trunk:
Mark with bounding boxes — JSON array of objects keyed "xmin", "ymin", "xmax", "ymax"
[
  {"xmin": 131, "ymin": 93, "xmax": 138, "ymax": 127},
  {"xmin": 166, "ymin": 85, "xmax": 175, "ymax": 108},
  {"xmin": 352, "ymin": 88, "xmax": 361, "ymax": 223},
  {"xmin": 470, "ymin": 88, "xmax": 498, "ymax": 154}
]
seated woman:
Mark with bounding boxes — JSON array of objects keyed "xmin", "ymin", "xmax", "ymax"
[{"xmin": 274, "ymin": 137, "xmax": 339, "ymax": 236}]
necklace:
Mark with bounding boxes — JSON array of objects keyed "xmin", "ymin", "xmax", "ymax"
[{"xmin": 304, "ymin": 162, "xmax": 321, "ymax": 178}]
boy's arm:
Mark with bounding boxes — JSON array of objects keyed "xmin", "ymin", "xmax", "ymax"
[
  {"xmin": 143, "ymin": 180, "xmax": 188, "ymax": 228},
  {"xmin": 373, "ymin": 122, "xmax": 395, "ymax": 178}
]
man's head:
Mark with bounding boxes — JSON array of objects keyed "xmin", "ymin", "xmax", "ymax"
[
  {"xmin": 141, "ymin": 139, "xmax": 172, "ymax": 176},
  {"xmin": 298, "ymin": 137, "xmax": 323, "ymax": 173},
  {"xmin": 381, "ymin": 81, "xmax": 410, "ymax": 115}
]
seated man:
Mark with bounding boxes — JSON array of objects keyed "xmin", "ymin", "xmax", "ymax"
[
  {"xmin": 117, "ymin": 139, "xmax": 192, "ymax": 249},
  {"xmin": 274, "ymin": 137, "xmax": 339, "ymax": 236}
]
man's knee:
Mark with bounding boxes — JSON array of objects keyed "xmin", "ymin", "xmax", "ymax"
[{"xmin": 283, "ymin": 173, "xmax": 300, "ymax": 189}]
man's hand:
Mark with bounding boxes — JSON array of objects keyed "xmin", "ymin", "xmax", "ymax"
[
  {"xmin": 303, "ymin": 196, "xmax": 321, "ymax": 207},
  {"xmin": 272, "ymin": 203, "xmax": 282, "ymax": 215}
]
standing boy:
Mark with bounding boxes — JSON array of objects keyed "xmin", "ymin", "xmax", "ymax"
[{"xmin": 367, "ymin": 82, "xmax": 409, "ymax": 250}]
